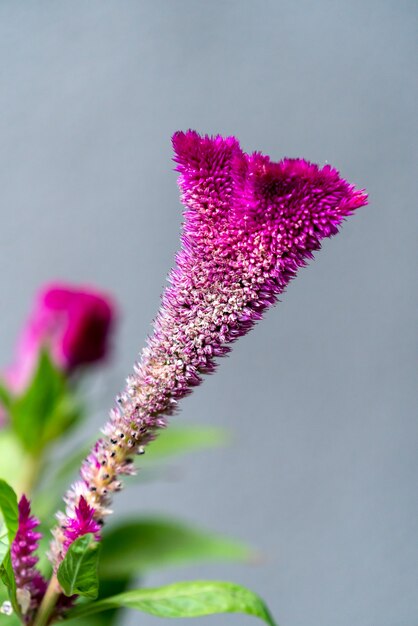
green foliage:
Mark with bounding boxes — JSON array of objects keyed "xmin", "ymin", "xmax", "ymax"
[
  {"xmin": 35, "ymin": 425, "xmax": 228, "ymax": 521},
  {"xmin": 8, "ymin": 351, "xmax": 82, "ymax": 454},
  {"xmin": 0, "ymin": 382, "xmax": 12, "ymax": 412},
  {"xmin": 59, "ymin": 424, "xmax": 227, "ymax": 478},
  {"xmin": 0, "ymin": 285, "xmax": 277, "ymax": 626},
  {"xmin": 147, "ymin": 425, "xmax": 228, "ymax": 460},
  {"xmin": 0, "ymin": 552, "xmax": 17, "ymax": 612},
  {"xmin": 99, "ymin": 516, "xmax": 252, "ymax": 579},
  {"xmin": 0, "ymin": 481, "xmax": 18, "ymax": 552},
  {"xmin": 0, "ymin": 480, "xmax": 18, "ymax": 613},
  {"xmin": 63, "ymin": 577, "xmax": 131, "ymax": 626},
  {"xmin": 0, "ymin": 432, "xmax": 26, "ymax": 492},
  {"xmin": 57, "ymin": 534, "xmax": 101, "ymax": 599},
  {"xmin": 0, "ymin": 360, "xmax": 271, "ymax": 626},
  {"xmin": 67, "ymin": 580, "xmax": 277, "ymax": 625}
]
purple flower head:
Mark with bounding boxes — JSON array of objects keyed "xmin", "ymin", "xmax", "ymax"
[
  {"xmin": 49, "ymin": 131, "xmax": 367, "ymax": 569},
  {"xmin": 61, "ymin": 495, "xmax": 101, "ymax": 554},
  {"xmin": 11, "ymin": 495, "xmax": 47, "ymax": 621},
  {"xmin": 4, "ymin": 282, "xmax": 115, "ymax": 394}
]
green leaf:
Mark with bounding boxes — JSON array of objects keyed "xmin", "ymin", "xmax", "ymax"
[
  {"xmin": 57, "ymin": 534, "xmax": 101, "ymax": 599},
  {"xmin": 0, "ymin": 431, "xmax": 26, "ymax": 492},
  {"xmin": 0, "ymin": 480, "xmax": 19, "ymax": 613},
  {"xmin": 0, "ymin": 552, "xmax": 17, "ymax": 609},
  {"xmin": 99, "ymin": 517, "xmax": 252, "ymax": 579},
  {"xmin": 0, "ymin": 480, "xmax": 18, "ymax": 559},
  {"xmin": 63, "ymin": 577, "xmax": 131, "ymax": 626},
  {"xmin": 0, "ymin": 382, "xmax": 12, "ymax": 411},
  {"xmin": 56, "ymin": 425, "xmax": 227, "ymax": 480},
  {"xmin": 68, "ymin": 580, "xmax": 277, "ymax": 625},
  {"xmin": 9, "ymin": 351, "xmax": 83, "ymax": 454},
  {"xmin": 35, "ymin": 425, "xmax": 227, "ymax": 521},
  {"xmin": 63, "ymin": 612, "xmax": 120, "ymax": 626},
  {"xmin": 10, "ymin": 351, "xmax": 63, "ymax": 451},
  {"xmin": 147, "ymin": 425, "xmax": 228, "ymax": 461}
]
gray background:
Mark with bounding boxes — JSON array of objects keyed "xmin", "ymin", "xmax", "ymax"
[{"xmin": 1, "ymin": 1, "xmax": 417, "ymax": 625}]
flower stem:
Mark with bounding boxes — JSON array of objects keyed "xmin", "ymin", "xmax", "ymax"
[
  {"xmin": 20, "ymin": 453, "xmax": 43, "ymax": 497},
  {"xmin": 31, "ymin": 575, "xmax": 60, "ymax": 626}
]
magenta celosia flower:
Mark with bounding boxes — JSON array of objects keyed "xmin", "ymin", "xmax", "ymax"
[
  {"xmin": 50, "ymin": 131, "xmax": 367, "ymax": 569},
  {"xmin": 11, "ymin": 496, "xmax": 47, "ymax": 621},
  {"xmin": 4, "ymin": 283, "xmax": 115, "ymax": 394},
  {"xmin": 59, "ymin": 495, "xmax": 101, "ymax": 553}
]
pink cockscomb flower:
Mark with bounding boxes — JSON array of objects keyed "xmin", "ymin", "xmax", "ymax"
[
  {"xmin": 4, "ymin": 283, "xmax": 115, "ymax": 395},
  {"xmin": 11, "ymin": 495, "xmax": 47, "ymax": 622},
  {"xmin": 49, "ymin": 131, "xmax": 367, "ymax": 569}
]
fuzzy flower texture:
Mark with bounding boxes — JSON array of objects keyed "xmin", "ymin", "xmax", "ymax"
[
  {"xmin": 50, "ymin": 131, "xmax": 367, "ymax": 569},
  {"xmin": 11, "ymin": 496, "xmax": 47, "ymax": 622}
]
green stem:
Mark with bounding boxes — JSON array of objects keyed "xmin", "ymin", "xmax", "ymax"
[
  {"xmin": 31, "ymin": 575, "xmax": 60, "ymax": 626},
  {"xmin": 20, "ymin": 453, "xmax": 43, "ymax": 497}
]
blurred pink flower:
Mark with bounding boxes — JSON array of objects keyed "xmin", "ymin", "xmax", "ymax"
[{"xmin": 4, "ymin": 282, "xmax": 115, "ymax": 394}]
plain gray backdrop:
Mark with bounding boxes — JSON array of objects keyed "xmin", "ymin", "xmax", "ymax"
[{"xmin": 0, "ymin": 2, "xmax": 417, "ymax": 625}]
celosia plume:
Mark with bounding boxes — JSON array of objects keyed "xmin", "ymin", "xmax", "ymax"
[
  {"xmin": 50, "ymin": 131, "xmax": 367, "ymax": 570},
  {"xmin": 11, "ymin": 495, "xmax": 46, "ymax": 622}
]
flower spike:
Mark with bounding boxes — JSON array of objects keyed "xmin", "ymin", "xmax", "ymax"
[
  {"xmin": 49, "ymin": 131, "xmax": 367, "ymax": 570},
  {"xmin": 11, "ymin": 495, "xmax": 47, "ymax": 622}
]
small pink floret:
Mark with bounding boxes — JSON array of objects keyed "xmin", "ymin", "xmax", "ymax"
[{"xmin": 63, "ymin": 496, "xmax": 101, "ymax": 552}]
